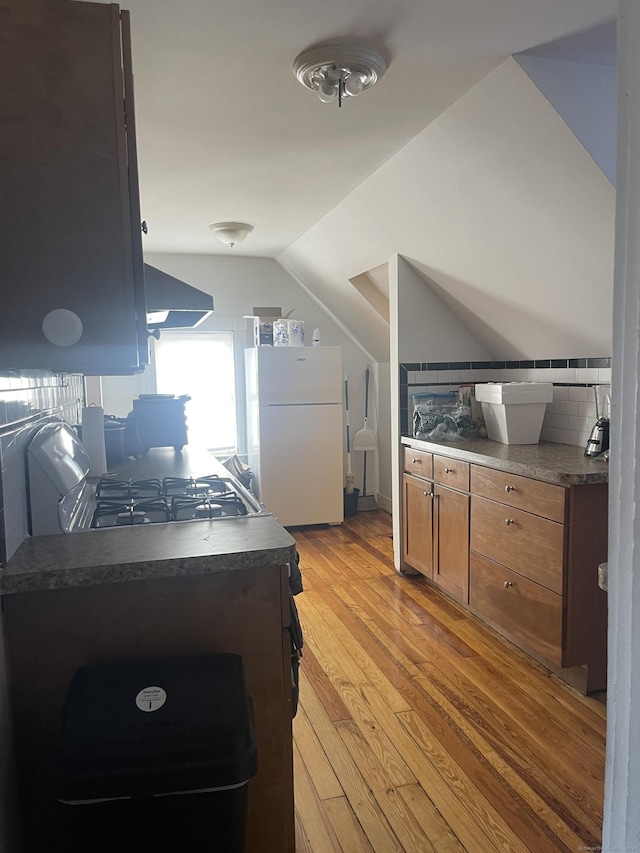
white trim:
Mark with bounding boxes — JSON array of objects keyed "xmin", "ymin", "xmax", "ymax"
[{"xmin": 603, "ymin": 4, "xmax": 640, "ymax": 846}]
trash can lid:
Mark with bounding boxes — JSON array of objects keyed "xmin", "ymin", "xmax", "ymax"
[{"xmin": 54, "ymin": 654, "xmax": 257, "ymax": 801}]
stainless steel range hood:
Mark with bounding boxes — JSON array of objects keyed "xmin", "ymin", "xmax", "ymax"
[{"xmin": 144, "ymin": 264, "xmax": 214, "ymax": 330}]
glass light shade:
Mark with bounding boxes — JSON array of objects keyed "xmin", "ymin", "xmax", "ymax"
[
  {"xmin": 317, "ymin": 79, "xmax": 337, "ymax": 103},
  {"xmin": 344, "ymin": 72, "xmax": 364, "ymax": 96},
  {"xmin": 208, "ymin": 222, "xmax": 254, "ymax": 247}
]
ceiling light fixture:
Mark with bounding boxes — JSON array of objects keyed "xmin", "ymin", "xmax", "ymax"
[
  {"xmin": 293, "ymin": 44, "xmax": 388, "ymax": 108},
  {"xmin": 208, "ymin": 221, "xmax": 254, "ymax": 248}
]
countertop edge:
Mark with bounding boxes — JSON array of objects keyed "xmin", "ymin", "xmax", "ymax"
[
  {"xmin": 401, "ymin": 436, "xmax": 609, "ymax": 485},
  {"xmin": 1, "ymin": 542, "xmax": 298, "ymax": 595}
]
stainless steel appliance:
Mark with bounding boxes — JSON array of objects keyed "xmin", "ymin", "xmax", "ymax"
[
  {"xmin": 584, "ymin": 386, "xmax": 611, "ymax": 458},
  {"xmin": 27, "ymin": 421, "xmax": 267, "ymax": 536},
  {"xmin": 25, "ymin": 420, "xmax": 302, "ymax": 723}
]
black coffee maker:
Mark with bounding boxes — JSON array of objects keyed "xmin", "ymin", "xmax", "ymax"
[{"xmin": 584, "ymin": 388, "xmax": 610, "ymax": 457}]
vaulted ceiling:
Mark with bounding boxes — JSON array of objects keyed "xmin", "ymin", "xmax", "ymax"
[{"xmin": 111, "ymin": 0, "xmax": 616, "ymax": 258}]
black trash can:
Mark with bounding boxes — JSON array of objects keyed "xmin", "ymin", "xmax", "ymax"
[{"xmin": 54, "ymin": 654, "xmax": 257, "ymax": 853}]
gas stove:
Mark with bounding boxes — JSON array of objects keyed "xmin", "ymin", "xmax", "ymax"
[
  {"xmin": 92, "ymin": 475, "xmax": 259, "ymax": 528},
  {"xmin": 26, "ymin": 421, "xmax": 266, "ymax": 536}
]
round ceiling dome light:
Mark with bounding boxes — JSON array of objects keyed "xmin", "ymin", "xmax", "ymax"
[
  {"xmin": 293, "ymin": 44, "xmax": 388, "ymax": 107},
  {"xmin": 208, "ymin": 221, "xmax": 254, "ymax": 247}
]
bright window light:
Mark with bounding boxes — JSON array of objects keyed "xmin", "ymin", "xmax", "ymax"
[{"xmin": 154, "ymin": 331, "xmax": 237, "ymax": 454}]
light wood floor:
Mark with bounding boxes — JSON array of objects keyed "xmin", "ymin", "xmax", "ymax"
[{"xmin": 289, "ymin": 509, "xmax": 606, "ymax": 853}]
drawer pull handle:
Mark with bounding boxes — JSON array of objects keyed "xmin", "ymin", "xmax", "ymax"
[
  {"xmin": 444, "ymin": 466, "xmax": 453, "ymax": 473},
  {"xmin": 412, "ymin": 458, "xmax": 421, "ymax": 464},
  {"xmin": 423, "ymin": 491, "xmax": 434, "ymax": 498},
  {"xmin": 505, "ymin": 518, "xmax": 515, "ymax": 526},
  {"xmin": 504, "ymin": 581, "xmax": 513, "ymax": 588},
  {"xmin": 505, "ymin": 485, "xmax": 515, "ymax": 493}
]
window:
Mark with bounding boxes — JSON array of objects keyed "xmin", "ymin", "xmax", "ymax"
[{"xmin": 154, "ymin": 331, "xmax": 237, "ymax": 454}]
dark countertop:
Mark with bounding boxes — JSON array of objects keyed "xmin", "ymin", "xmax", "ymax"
[
  {"xmin": 1, "ymin": 447, "xmax": 297, "ymax": 595},
  {"xmin": 401, "ymin": 436, "xmax": 609, "ymax": 485}
]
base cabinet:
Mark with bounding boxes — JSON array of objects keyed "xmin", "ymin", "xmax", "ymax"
[
  {"xmin": 3, "ymin": 567, "xmax": 295, "ymax": 853},
  {"xmin": 402, "ymin": 450, "xmax": 469, "ymax": 603},
  {"xmin": 402, "ymin": 444, "xmax": 608, "ymax": 693}
]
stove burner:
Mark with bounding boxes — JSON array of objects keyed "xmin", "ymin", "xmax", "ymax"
[
  {"xmin": 116, "ymin": 510, "xmax": 150, "ymax": 526},
  {"xmin": 194, "ymin": 502, "xmax": 223, "ymax": 519}
]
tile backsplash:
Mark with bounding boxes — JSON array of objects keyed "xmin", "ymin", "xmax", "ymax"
[
  {"xmin": 0, "ymin": 372, "xmax": 84, "ymax": 564},
  {"xmin": 400, "ymin": 357, "xmax": 612, "ymax": 449}
]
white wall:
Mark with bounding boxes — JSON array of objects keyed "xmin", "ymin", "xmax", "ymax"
[
  {"xmin": 515, "ymin": 55, "xmax": 617, "ymax": 185},
  {"xmin": 279, "ymin": 57, "xmax": 615, "ymax": 365},
  {"xmin": 102, "ymin": 254, "xmax": 380, "ymax": 498},
  {"xmin": 390, "ymin": 255, "xmax": 489, "ymax": 569}
]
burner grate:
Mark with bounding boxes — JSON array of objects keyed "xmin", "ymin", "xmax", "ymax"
[
  {"xmin": 163, "ymin": 475, "xmax": 236, "ymax": 497},
  {"xmin": 92, "ymin": 497, "xmax": 172, "ymax": 528},
  {"xmin": 96, "ymin": 478, "xmax": 162, "ymax": 499},
  {"xmin": 88, "ymin": 472, "xmax": 262, "ymax": 527},
  {"xmin": 171, "ymin": 494, "xmax": 249, "ymax": 521}
]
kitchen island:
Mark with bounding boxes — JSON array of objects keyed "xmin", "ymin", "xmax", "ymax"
[
  {"xmin": 1, "ymin": 448, "xmax": 298, "ymax": 853},
  {"xmin": 400, "ymin": 436, "xmax": 608, "ymax": 693}
]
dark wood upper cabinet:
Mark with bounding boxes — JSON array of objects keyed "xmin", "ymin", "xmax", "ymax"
[{"xmin": 0, "ymin": 0, "xmax": 148, "ymax": 374}]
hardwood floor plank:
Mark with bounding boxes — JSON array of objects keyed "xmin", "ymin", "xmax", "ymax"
[
  {"xmin": 322, "ymin": 797, "xmax": 374, "ymax": 853},
  {"xmin": 306, "ymin": 561, "xmax": 603, "ymax": 840},
  {"xmin": 301, "ymin": 603, "xmax": 417, "ymax": 788},
  {"xmin": 298, "ymin": 669, "xmax": 404, "ymax": 852},
  {"xmin": 360, "ymin": 577, "xmax": 478, "ymax": 657},
  {"xmin": 293, "ymin": 740, "xmax": 342, "ymax": 852},
  {"xmin": 412, "ymin": 669, "xmax": 596, "ymax": 851},
  {"xmin": 301, "ymin": 588, "xmax": 412, "ymax": 714},
  {"xmin": 295, "ymin": 537, "xmax": 365, "ymax": 585},
  {"xmin": 331, "ymin": 582, "xmax": 432, "ymax": 665},
  {"xmin": 396, "ymin": 709, "xmax": 547, "ymax": 853},
  {"xmin": 417, "ymin": 643, "xmax": 606, "ymax": 811},
  {"xmin": 336, "ymin": 720, "xmax": 441, "ymax": 853},
  {"xmin": 342, "ymin": 530, "xmax": 397, "ymax": 570},
  {"xmin": 295, "ymin": 810, "xmax": 314, "ymax": 853},
  {"xmin": 424, "ymin": 641, "xmax": 606, "ymax": 798},
  {"xmin": 294, "ymin": 703, "xmax": 344, "ymax": 800},
  {"xmin": 291, "ymin": 511, "xmax": 606, "ymax": 852},
  {"xmin": 299, "ymin": 644, "xmax": 352, "ymax": 723},
  {"xmin": 332, "ymin": 647, "xmax": 563, "ymax": 853},
  {"xmin": 395, "ymin": 784, "xmax": 466, "ymax": 853},
  {"xmin": 394, "ymin": 571, "xmax": 607, "ymax": 734}
]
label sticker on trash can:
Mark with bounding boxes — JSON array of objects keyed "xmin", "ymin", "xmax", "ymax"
[{"xmin": 136, "ymin": 686, "xmax": 167, "ymax": 712}]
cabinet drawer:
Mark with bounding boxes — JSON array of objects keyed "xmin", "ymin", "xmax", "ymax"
[
  {"xmin": 469, "ymin": 552, "xmax": 563, "ymax": 665},
  {"xmin": 471, "ymin": 466, "xmax": 566, "ymax": 523},
  {"xmin": 404, "ymin": 447, "xmax": 433, "ymax": 479},
  {"xmin": 434, "ymin": 456, "xmax": 469, "ymax": 491},
  {"xmin": 470, "ymin": 495, "xmax": 564, "ymax": 594}
]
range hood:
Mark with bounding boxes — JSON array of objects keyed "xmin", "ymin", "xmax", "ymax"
[{"xmin": 144, "ymin": 264, "xmax": 214, "ymax": 330}]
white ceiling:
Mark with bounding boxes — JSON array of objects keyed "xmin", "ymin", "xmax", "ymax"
[{"xmin": 116, "ymin": 0, "xmax": 616, "ymax": 258}]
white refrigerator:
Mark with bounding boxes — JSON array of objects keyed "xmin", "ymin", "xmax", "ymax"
[{"xmin": 245, "ymin": 346, "xmax": 344, "ymax": 526}]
